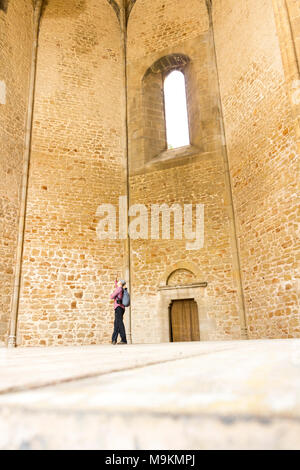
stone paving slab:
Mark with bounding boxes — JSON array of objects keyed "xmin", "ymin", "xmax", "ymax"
[
  {"xmin": 0, "ymin": 341, "xmax": 235, "ymax": 394},
  {"xmin": 0, "ymin": 339, "xmax": 300, "ymax": 449}
]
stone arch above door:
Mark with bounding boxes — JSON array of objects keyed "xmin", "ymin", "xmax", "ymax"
[
  {"xmin": 167, "ymin": 269, "xmax": 196, "ymax": 287},
  {"xmin": 161, "ymin": 261, "xmax": 202, "ymax": 287}
]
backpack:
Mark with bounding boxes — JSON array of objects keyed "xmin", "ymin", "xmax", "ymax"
[{"xmin": 122, "ymin": 288, "xmax": 131, "ymax": 307}]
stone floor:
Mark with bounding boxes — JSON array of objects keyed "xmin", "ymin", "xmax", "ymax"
[{"xmin": 0, "ymin": 339, "xmax": 300, "ymax": 450}]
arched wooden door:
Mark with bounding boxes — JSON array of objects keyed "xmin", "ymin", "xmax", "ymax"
[{"xmin": 170, "ymin": 299, "xmax": 200, "ymax": 342}]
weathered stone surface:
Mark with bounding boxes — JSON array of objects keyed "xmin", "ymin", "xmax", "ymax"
[
  {"xmin": 0, "ymin": 340, "xmax": 300, "ymax": 449},
  {"xmin": 127, "ymin": 0, "xmax": 245, "ymax": 343},
  {"xmin": 0, "ymin": 0, "xmax": 299, "ymax": 346},
  {"xmin": 16, "ymin": 0, "xmax": 127, "ymax": 347},
  {"xmin": 213, "ymin": 0, "xmax": 300, "ymax": 339},
  {"xmin": 0, "ymin": 0, "xmax": 34, "ymax": 345}
]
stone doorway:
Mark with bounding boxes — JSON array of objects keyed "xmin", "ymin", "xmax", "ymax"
[{"xmin": 170, "ymin": 299, "xmax": 200, "ymax": 342}]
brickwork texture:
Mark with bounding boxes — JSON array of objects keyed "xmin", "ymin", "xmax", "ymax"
[{"xmin": 0, "ymin": 0, "xmax": 298, "ymax": 346}]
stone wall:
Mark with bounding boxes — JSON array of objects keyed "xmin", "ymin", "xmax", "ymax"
[
  {"xmin": 1, "ymin": 0, "xmax": 299, "ymax": 347},
  {"xmin": 16, "ymin": 0, "xmax": 126, "ymax": 346},
  {"xmin": 213, "ymin": 0, "xmax": 300, "ymax": 338},
  {"xmin": 0, "ymin": 0, "xmax": 34, "ymax": 345},
  {"xmin": 286, "ymin": 0, "xmax": 300, "ymax": 65},
  {"xmin": 127, "ymin": 0, "xmax": 245, "ymax": 343},
  {"xmin": 142, "ymin": 69, "xmax": 166, "ymax": 162}
]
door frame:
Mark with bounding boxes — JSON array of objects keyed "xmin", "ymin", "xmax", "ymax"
[
  {"xmin": 157, "ymin": 283, "xmax": 215, "ymax": 342},
  {"xmin": 168, "ymin": 302, "xmax": 173, "ymax": 342}
]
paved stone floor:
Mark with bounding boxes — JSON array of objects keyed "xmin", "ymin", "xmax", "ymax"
[{"xmin": 0, "ymin": 339, "xmax": 300, "ymax": 450}]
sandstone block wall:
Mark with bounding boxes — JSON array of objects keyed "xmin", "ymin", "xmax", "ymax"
[
  {"xmin": 286, "ymin": 0, "xmax": 300, "ymax": 65},
  {"xmin": 1, "ymin": 0, "xmax": 299, "ymax": 346},
  {"xmin": 16, "ymin": 0, "xmax": 126, "ymax": 346},
  {"xmin": 127, "ymin": 0, "xmax": 244, "ymax": 343},
  {"xmin": 213, "ymin": 0, "xmax": 300, "ymax": 338},
  {"xmin": 0, "ymin": 0, "xmax": 34, "ymax": 345}
]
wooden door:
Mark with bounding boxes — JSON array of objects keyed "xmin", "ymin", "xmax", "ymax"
[{"xmin": 170, "ymin": 299, "xmax": 200, "ymax": 342}]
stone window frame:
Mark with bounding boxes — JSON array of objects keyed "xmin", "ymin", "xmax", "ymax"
[{"xmin": 142, "ymin": 53, "xmax": 203, "ymax": 166}]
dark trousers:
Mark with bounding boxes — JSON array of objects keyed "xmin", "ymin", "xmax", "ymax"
[{"xmin": 112, "ymin": 306, "xmax": 127, "ymax": 343}]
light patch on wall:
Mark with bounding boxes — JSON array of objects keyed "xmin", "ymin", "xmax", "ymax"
[
  {"xmin": 164, "ymin": 71, "xmax": 190, "ymax": 149},
  {"xmin": 0, "ymin": 81, "xmax": 6, "ymax": 105}
]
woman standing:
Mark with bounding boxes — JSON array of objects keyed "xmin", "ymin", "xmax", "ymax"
[{"xmin": 110, "ymin": 278, "xmax": 128, "ymax": 345}]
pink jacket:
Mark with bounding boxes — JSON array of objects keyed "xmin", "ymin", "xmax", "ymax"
[{"xmin": 110, "ymin": 281, "xmax": 125, "ymax": 310}]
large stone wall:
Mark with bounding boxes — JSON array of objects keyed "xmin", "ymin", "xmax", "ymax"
[
  {"xmin": 213, "ymin": 0, "xmax": 300, "ymax": 338},
  {"xmin": 1, "ymin": 0, "xmax": 299, "ymax": 347},
  {"xmin": 286, "ymin": 0, "xmax": 300, "ymax": 65},
  {"xmin": 127, "ymin": 0, "xmax": 245, "ymax": 343},
  {"xmin": 16, "ymin": 0, "xmax": 126, "ymax": 346},
  {"xmin": 0, "ymin": 0, "xmax": 34, "ymax": 345},
  {"xmin": 127, "ymin": 0, "xmax": 209, "ymax": 62}
]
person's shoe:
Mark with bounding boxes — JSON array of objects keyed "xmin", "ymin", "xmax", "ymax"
[
  {"xmin": 112, "ymin": 341, "xmax": 117, "ymax": 345},
  {"xmin": 118, "ymin": 341, "xmax": 127, "ymax": 345}
]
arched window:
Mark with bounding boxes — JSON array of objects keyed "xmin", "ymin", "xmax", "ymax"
[
  {"xmin": 164, "ymin": 70, "xmax": 190, "ymax": 149},
  {"xmin": 140, "ymin": 54, "xmax": 200, "ymax": 163}
]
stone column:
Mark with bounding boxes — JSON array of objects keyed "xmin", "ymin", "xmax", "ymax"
[
  {"xmin": 8, "ymin": 0, "xmax": 44, "ymax": 348},
  {"xmin": 121, "ymin": 0, "xmax": 132, "ymax": 344},
  {"xmin": 206, "ymin": 0, "xmax": 248, "ymax": 339}
]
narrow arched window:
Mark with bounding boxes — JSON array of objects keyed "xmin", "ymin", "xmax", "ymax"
[{"xmin": 164, "ymin": 70, "xmax": 190, "ymax": 150}]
